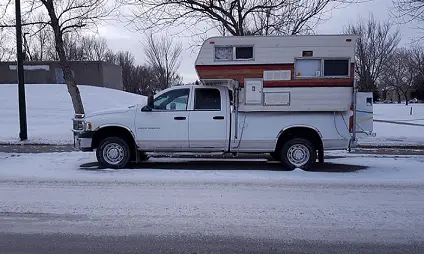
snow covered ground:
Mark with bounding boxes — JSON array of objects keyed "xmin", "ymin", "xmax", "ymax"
[
  {"xmin": 1, "ymin": 151, "xmax": 424, "ymax": 243},
  {"xmin": 1, "ymin": 151, "xmax": 424, "ymax": 184},
  {"xmin": 0, "ymin": 84, "xmax": 145, "ymax": 144},
  {"xmin": 0, "ymin": 84, "xmax": 423, "ymax": 146},
  {"xmin": 358, "ymin": 103, "xmax": 424, "ymax": 146}
]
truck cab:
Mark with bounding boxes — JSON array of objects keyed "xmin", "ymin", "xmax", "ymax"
[{"xmin": 135, "ymin": 85, "xmax": 231, "ymax": 152}]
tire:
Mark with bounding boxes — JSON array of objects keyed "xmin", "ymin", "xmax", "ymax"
[
  {"xmin": 96, "ymin": 137, "xmax": 131, "ymax": 169},
  {"xmin": 279, "ymin": 138, "xmax": 316, "ymax": 171}
]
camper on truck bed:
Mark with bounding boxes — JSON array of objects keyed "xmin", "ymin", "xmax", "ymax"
[{"xmin": 72, "ymin": 34, "xmax": 375, "ymax": 170}]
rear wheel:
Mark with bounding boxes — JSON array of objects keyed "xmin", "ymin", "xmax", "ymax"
[
  {"xmin": 279, "ymin": 138, "xmax": 316, "ymax": 171},
  {"xmin": 96, "ymin": 137, "xmax": 131, "ymax": 169}
]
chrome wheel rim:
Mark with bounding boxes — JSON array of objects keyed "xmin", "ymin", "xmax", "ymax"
[
  {"xmin": 287, "ymin": 144, "xmax": 310, "ymax": 167},
  {"xmin": 103, "ymin": 143, "xmax": 125, "ymax": 165}
]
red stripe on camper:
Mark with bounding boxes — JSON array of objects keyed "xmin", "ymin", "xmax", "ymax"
[
  {"xmin": 263, "ymin": 80, "xmax": 353, "ymax": 87},
  {"xmin": 195, "ymin": 64, "xmax": 294, "ymax": 70},
  {"xmin": 195, "ymin": 63, "xmax": 354, "ymax": 87}
]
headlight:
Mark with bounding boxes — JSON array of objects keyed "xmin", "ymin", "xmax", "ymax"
[
  {"xmin": 73, "ymin": 119, "xmax": 84, "ymax": 131},
  {"xmin": 73, "ymin": 114, "xmax": 88, "ymax": 131}
]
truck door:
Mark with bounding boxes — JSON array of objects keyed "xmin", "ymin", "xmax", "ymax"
[
  {"xmin": 188, "ymin": 87, "xmax": 229, "ymax": 151},
  {"xmin": 135, "ymin": 87, "xmax": 190, "ymax": 150}
]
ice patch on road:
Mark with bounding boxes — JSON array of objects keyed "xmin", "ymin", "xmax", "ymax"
[{"xmin": 0, "ymin": 151, "xmax": 423, "ymax": 184}]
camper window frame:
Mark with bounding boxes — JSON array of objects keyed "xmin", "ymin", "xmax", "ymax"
[
  {"xmin": 294, "ymin": 57, "xmax": 351, "ymax": 79},
  {"xmin": 214, "ymin": 45, "xmax": 255, "ymax": 62}
]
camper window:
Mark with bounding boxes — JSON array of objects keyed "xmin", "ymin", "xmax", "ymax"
[
  {"xmin": 235, "ymin": 47, "xmax": 253, "ymax": 60},
  {"xmin": 215, "ymin": 46, "xmax": 233, "ymax": 60},
  {"xmin": 323, "ymin": 59, "xmax": 349, "ymax": 77}
]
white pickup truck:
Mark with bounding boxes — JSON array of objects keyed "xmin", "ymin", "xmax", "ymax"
[{"xmin": 72, "ymin": 82, "xmax": 367, "ymax": 171}]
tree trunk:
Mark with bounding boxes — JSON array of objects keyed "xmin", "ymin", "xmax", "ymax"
[
  {"xmin": 404, "ymin": 91, "xmax": 409, "ymax": 105},
  {"xmin": 54, "ymin": 32, "xmax": 85, "ymax": 114},
  {"xmin": 396, "ymin": 89, "xmax": 401, "ymax": 103},
  {"xmin": 45, "ymin": 1, "xmax": 85, "ymax": 115}
]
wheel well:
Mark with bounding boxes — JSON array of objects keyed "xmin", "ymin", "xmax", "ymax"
[
  {"xmin": 275, "ymin": 127, "xmax": 323, "ymax": 153},
  {"xmin": 92, "ymin": 126, "xmax": 136, "ymax": 151}
]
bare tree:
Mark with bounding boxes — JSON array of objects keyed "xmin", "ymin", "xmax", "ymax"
[
  {"xmin": 129, "ymin": 0, "xmax": 365, "ymax": 37},
  {"xmin": 344, "ymin": 14, "xmax": 401, "ymax": 93},
  {"xmin": 143, "ymin": 33, "xmax": 183, "ymax": 91},
  {"xmin": 0, "ymin": 29, "xmax": 12, "ymax": 60},
  {"xmin": 381, "ymin": 48, "xmax": 416, "ymax": 105},
  {"xmin": 392, "ymin": 1, "xmax": 424, "ymax": 28},
  {"xmin": 26, "ymin": 22, "xmax": 56, "ymax": 61},
  {"xmin": 1, "ymin": 0, "xmax": 120, "ymax": 114},
  {"xmin": 410, "ymin": 45, "xmax": 424, "ymax": 99}
]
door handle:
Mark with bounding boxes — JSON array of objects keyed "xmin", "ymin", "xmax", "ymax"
[
  {"xmin": 213, "ymin": 116, "xmax": 224, "ymax": 120},
  {"xmin": 174, "ymin": 116, "xmax": 186, "ymax": 120}
]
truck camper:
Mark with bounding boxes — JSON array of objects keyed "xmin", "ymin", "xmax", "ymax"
[{"xmin": 73, "ymin": 34, "xmax": 374, "ymax": 170}]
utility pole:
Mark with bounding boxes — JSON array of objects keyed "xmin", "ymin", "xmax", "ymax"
[{"xmin": 15, "ymin": 0, "xmax": 28, "ymax": 141}]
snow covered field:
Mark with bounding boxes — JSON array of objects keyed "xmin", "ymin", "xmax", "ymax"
[
  {"xmin": 0, "ymin": 84, "xmax": 423, "ymax": 146},
  {"xmin": 359, "ymin": 103, "xmax": 424, "ymax": 146},
  {"xmin": 0, "ymin": 84, "xmax": 145, "ymax": 144}
]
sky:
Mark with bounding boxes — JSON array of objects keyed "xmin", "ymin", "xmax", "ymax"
[{"xmin": 97, "ymin": 0, "xmax": 422, "ymax": 84}]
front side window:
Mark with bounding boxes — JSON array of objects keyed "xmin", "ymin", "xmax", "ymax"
[
  {"xmin": 153, "ymin": 88, "xmax": 190, "ymax": 111},
  {"xmin": 215, "ymin": 46, "xmax": 233, "ymax": 60},
  {"xmin": 295, "ymin": 59, "xmax": 321, "ymax": 77},
  {"xmin": 194, "ymin": 88, "xmax": 221, "ymax": 110}
]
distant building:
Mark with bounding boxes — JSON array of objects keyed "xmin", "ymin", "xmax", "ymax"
[{"xmin": 0, "ymin": 61, "xmax": 123, "ymax": 90}]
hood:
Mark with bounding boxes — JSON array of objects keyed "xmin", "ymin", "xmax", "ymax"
[{"xmin": 85, "ymin": 105, "xmax": 137, "ymax": 118}]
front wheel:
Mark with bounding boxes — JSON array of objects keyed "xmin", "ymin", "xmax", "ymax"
[
  {"xmin": 280, "ymin": 138, "xmax": 316, "ymax": 171},
  {"xmin": 96, "ymin": 137, "xmax": 131, "ymax": 169}
]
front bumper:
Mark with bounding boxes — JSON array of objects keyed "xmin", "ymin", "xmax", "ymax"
[{"xmin": 73, "ymin": 131, "xmax": 94, "ymax": 151}]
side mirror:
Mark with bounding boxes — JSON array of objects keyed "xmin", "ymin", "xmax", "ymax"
[{"xmin": 141, "ymin": 105, "xmax": 152, "ymax": 111}]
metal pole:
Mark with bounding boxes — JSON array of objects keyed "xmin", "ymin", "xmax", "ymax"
[
  {"xmin": 15, "ymin": 0, "xmax": 28, "ymax": 141},
  {"xmin": 349, "ymin": 37, "xmax": 359, "ymax": 152}
]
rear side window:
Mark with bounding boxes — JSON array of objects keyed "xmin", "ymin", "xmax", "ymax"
[
  {"xmin": 194, "ymin": 88, "xmax": 221, "ymax": 110},
  {"xmin": 235, "ymin": 47, "xmax": 253, "ymax": 59},
  {"xmin": 324, "ymin": 59, "xmax": 349, "ymax": 76}
]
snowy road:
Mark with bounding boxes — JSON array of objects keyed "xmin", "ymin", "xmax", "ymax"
[{"xmin": 1, "ymin": 152, "xmax": 424, "ymax": 252}]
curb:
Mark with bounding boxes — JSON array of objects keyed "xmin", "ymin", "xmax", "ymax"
[
  {"xmin": 357, "ymin": 145, "xmax": 424, "ymax": 150},
  {"xmin": 0, "ymin": 143, "xmax": 73, "ymax": 146}
]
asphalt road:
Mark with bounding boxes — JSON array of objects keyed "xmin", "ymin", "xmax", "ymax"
[
  {"xmin": 1, "ymin": 174, "xmax": 424, "ymax": 253},
  {"xmin": 1, "ymin": 233, "xmax": 423, "ymax": 254}
]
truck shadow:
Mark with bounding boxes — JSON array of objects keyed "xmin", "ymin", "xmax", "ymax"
[{"xmin": 80, "ymin": 159, "xmax": 367, "ymax": 173}]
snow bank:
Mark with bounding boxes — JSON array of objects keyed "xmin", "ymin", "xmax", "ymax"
[
  {"xmin": 1, "ymin": 151, "xmax": 423, "ymax": 184},
  {"xmin": 0, "ymin": 84, "xmax": 145, "ymax": 144}
]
